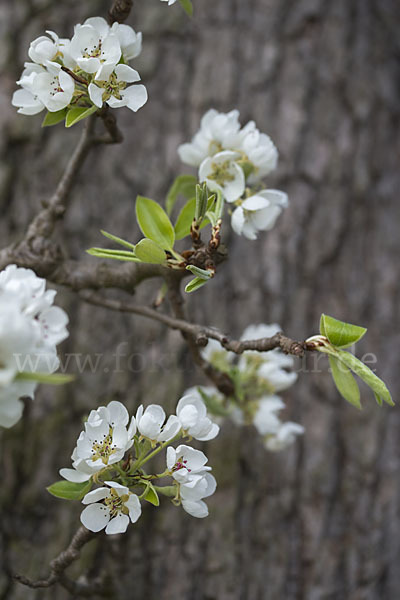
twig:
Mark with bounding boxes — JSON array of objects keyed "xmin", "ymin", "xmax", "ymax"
[
  {"xmin": 108, "ymin": 0, "xmax": 133, "ymax": 24},
  {"xmin": 80, "ymin": 291, "xmax": 306, "ymax": 356},
  {"xmin": 14, "ymin": 526, "xmax": 95, "ymax": 590}
]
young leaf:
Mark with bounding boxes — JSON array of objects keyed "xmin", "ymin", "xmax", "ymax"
[
  {"xmin": 47, "ymin": 479, "xmax": 92, "ymax": 500},
  {"xmin": 328, "ymin": 356, "xmax": 361, "ymax": 409},
  {"xmin": 174, "ymin": 198, "xmax": 210, "ymax": 240},
  {"xmin": 100, "ymin": 230, "xmax": 135, "ymax": 249},
  {"xmin": 134, "ymin": 238, "xmax": 167, "ymax": 264},
  {"xmin": 336, "ymin": 350, "xmax": 394, "ymax": 406},
  {"xmin": 15, "ymin": 372, "xmax": 75, "ymax": 385},
  {"xmin": 186, "ymin": 265, "xmax": 213, "ymax": 280},
  {"xmin": 185, "ymin": 277, "xmax": 208, "ymax": 293},
  {"xmin": 42, "ymin": 108, "xmax": 67, "ymax": 127},
  {"xmin": 320, "ymin": 314, "xmax": 367, "ymax": 349},
  {"xmin": 179, "ymin": 0, "xmax": 193, "ymax": 16},
  {"xmin": 166, "ymin": 175, "xmax": 197, "ymax": 216},
  {"xmin": 87, "ymin": 248, "xmax": 140, "ymax": 262},
  {"xmin": 143, "ymin": 485, "xmax": 160, "ymax": 506},
  {"xmin": 136, "ymin": 196, "xmax": 175, "ymax": 250},
  {"xmin": 65, "ymin": 105, "xmax": 98, "ymax": 128}
]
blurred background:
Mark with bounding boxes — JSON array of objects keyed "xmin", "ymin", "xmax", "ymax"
[{"xmin": 1, "ymin": 0, "xmax": 399, "ymax": 598}]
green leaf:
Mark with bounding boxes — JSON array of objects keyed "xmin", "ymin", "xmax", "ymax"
[
  {"xmin": 185, "ymin": 277, "xmax": 208, "ymax": 293},
  {"xmin": 65, "ymin": 105, "xmax": 97, "ymax": 128},
  {"xmin": 179, "ymin": 0, "xmax": 193, "ymax": 16},
  {"xmin": 186, "ymin": 265, "xmax": 213, "ymax": 280},
  {"xmin": 136, "ymin": 196, "xmax": 175, "ymax": 250},
  {"xmin": 166, "ymin": 175, "xmax": 197, "ymax": 216},
  {"xmin": 47, "ymin": 479, "xmax": 92, "ymax": 501},
  {"xmin": 42, "ymin": 109, "xmax": 67, "ymax": 127},
  {"xmin": 87, "ymin": 248, "xmax": 140, "ymax": 262},
  {"xmin": 100, "ymin": 230, "xmax": 135, "ymax": 249},
  {"xmin": 320, "ymin": 314, "xmax": 367, "ymax": 349},
  {"xmin": 134, "ymin": 238, "xmax": 167, "ymax": 264},
  {"xmin": 328, "ymin": 356, "xmax": 361, "ymax": 409},
  {"xmin": 336, "ymin": 350, "xmax": 394, "ymax": 406},
  {"xmin": 15, "ymin": 372, "xmax": 75, "ymax": 385},
  {"xmin": 143, "ymin": 484, "xmax": 160, "ymax": 506},
  {"xmin": 175, "ymin": 197, "xmax": 213, "ymax": 240}
]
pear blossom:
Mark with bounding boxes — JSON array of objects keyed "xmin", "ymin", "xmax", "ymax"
[
  {"xmin": 28, "ymin": 31, "xmax": 66, "ymax": 67},
  {"xmin": 166, "ymin": 445, "xmax": 211, "ymax": 483},
  {"xmin": 88, "ymin": 64, "xmax": 147, "ymax": 112},
  {"xmin": 160, "ymin": 0, "xmax": 178, "ymax": 6},
  {"xmin": 252, "ymin": 396, "xmax": 284, "ymax": 435},
  {"xmin": 60, "ymin": 401, "xmax": 136, "ymax": 482},
  {"xmin": 11, "ymin": 63, "xmax": 45, "ymax": 115},
  {"xmin": 136, "ymin": 404, "xmax": 181, "ymax": 442},
  {"xmin": 0, "ymin": 265, "xmax": 69, "ymax": 428},
  {"xmin": 239, "ymin": 128, "xmax": 278, "ymax": 183},
  {"xmin": 265, "ymin": 422, "xmax": 305, "ymax": 452},
  {"xmin": 81, "ymin": 481, "xmax": 141, "ymax": 534},
  {"xmin": 231, "ymin": 190, "xmax": 288, "ymax": 240},
  {"xmin": 176, "ymin": 393, "xmax": 219, "ymax": 441},
  {"xmin": 78, "ymin": 17, "xmax": 142, "ymax": 62},
  {"xmin": 200, "ymin": 338, "xmax": 234, "ymax": 364},
  {"xmin": 178, "ymin": 109, "xmax": 241, "ymax": 167},
  {"xmin": 199, "ymin": 150, "xmax": 245, "ymax": 203},
  {"xmin": 68, "ymin": 23, "xmax": 121, "ymax": 75},
  {"xmin": 180, "ymin": 472, "xmax": 217, "ymax": 518},
  {"xmin": 32, "ymin": 64, "xmax": 74, "ymax": 112}
]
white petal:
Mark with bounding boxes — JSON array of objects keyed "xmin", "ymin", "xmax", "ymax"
[
  {"xmin": 182, "ymin": 499, "xmax": 209, "ymax": 518},
  {"xmin": 121, "ymin": 85, "xmax": 148, "ymax": 112},
  {"xmin": 80, "ymin": 504, "xmax": 110, "ymax": 531},
  {"xmin": 105, "ymin": 513, "xmax": 130, "ymax": 535},
  {"xmin": 107, "ymin": 401, "xmax": 129, "ymax": 427},
  {"xmin": 82, "ymin": 487, "xmax": 109, "ymax": 505},
  {"xmin": 88, "ymin": 83, "xmax": 104, "ymax": 108},
  {"xmin": 126, "ymin": 494, "xmax": 142, "ymax": 523},
  {"xmin": 59, "ymin": 468, "xmax": 91, "ymax": 483},
  {"xmin": 114, "ymin": 64, "xmax": 141, "ymax": 83},
  {"xmin": 231, "ymin": 206, "xmax": 245, "ymax": 236}
]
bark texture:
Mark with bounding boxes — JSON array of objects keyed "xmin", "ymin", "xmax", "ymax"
[{"xmin": 1, "ymin": 0, "xmax": 400, "ymax": 598}]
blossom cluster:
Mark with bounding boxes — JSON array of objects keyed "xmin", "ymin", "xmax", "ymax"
[
  {"xmin": 195, "ymin": 323, "xmax": 304, "ymax": 451},
  {"xmin": 178, "ymin": 109, "xmax": 288, "ymax": 240},
  {"xmin": 0, "ymin": 265, "xmax": 69, "ymax": 428},
  {"xmin": 12, "ymin": 17, "xmax": 147, "ymax": 117},
  {"xmin": 58, "ymin": 394, "xmax": 219, "ymax": 534}
]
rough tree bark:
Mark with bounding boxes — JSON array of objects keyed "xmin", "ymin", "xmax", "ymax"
[{"xmin": 1, "ymin": 0, "xmax": 399, "ymax": 598}]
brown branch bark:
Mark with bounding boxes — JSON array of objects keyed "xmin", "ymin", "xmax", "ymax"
[
  {"xmin": 14, "ymin": 527, "xmax": 95, "ymax": 590},
  {"xmin": 108, "ymin": 0, "xmax": 133, "ymax": 24}
]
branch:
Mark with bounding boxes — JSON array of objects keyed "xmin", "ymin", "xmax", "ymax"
[
  {"xmin": 108, "ymin": 0, "xmax": 133, "ymax": 24},
  {"xmin": 80, "ymin": 291, "xmax": 306, "ymax": 356},
  {"xmin": 14, "ymin": 526, "xmax": 95, "ymax": 590}
]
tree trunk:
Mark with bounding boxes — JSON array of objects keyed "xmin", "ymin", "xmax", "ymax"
[{"xmin": 1, "ymin": 0, "xmax": 399, "ymax": 598}]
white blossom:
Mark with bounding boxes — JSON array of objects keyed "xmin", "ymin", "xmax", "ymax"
[
  {"xmin": 231, "ymin": 190, "xmax": 288, "ymax": 240},
  {"xmin": 89, "ymin": 64, "xmax": 147, "ymax": 112},
  {"xmin": 265, "ymin": 422, "xmax": 305, "ymax": 452},
  {"xmin": 238, "ymin": 127, "xmax": 278, "ymax": 183},
  {"xmin": 81, "ymin": 481, "xmax": 141, "ymax": 534},
  {"xmin": 160, "ymin": 0, "xmax": 178, "ymax": 6},
  {"xmin": 0, "ymin": 265, "xmax": 69, "ymax": 428},
  {"xmin": 166, "ymin": 444, "xmax": 211, "ymax": 483},
  {"xmin": 199, "ymin": 150, "xmax": 245, "ymax": 203},
  {"xmin": 28, "ymin": 31, "xmax": 66, "ymax": 67},
  {"xmin": 60, "ymin": 401, "xmax": 136, "ymax": 482},
  {"xmin": 239, "ymin": 323, "xmax": 298, "ymax": 392},
  {"xmin": 81, "ymin": 17, "xmax": 142, "ymax": 62},
  {"xmin": 252, "ymin": 395, "xmax": 284, "ymax": 435},
  {"xmin": 178, "ymin": 109, "xmax": 241, "ymax": 167},
  {"xmin": 180, "ymin": 472, "xmax": 217, "ymax": 518},
  {"xmin": 32, "ymin": 63, "xmax": 74, "ymax": 112},
  {"xmin": 12, "ymin": 63, "xmax": 45, "ymax": 115},
  {"xmin": 68, "ymin": 23, "xmax": 121, "ymax": 76},
  {"xmin": 176, "ymin": 393, "xmax": 219, "ymax": 441},
  {"xmin": 136, "ymin": 404, "xmax": 180, "ymax": 442}
]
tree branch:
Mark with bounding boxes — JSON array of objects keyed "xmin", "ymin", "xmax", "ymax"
[
  {"xmin": 14, "ymin": 526, "xmax": 95, "ymax": 590},
  {"xmin": 80, "ymin": 291, "xmax": 306, "ymax": 357}
]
